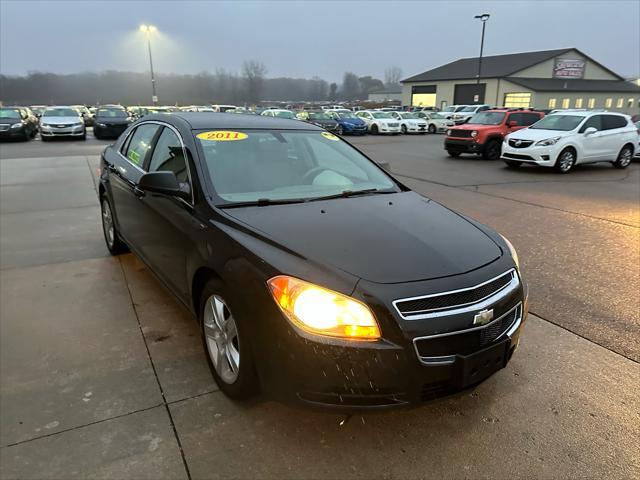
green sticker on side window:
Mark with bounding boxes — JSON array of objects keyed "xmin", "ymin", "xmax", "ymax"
[{"xmin": 128, "ymin": 150, "xmax": 141, "ymax": 165}]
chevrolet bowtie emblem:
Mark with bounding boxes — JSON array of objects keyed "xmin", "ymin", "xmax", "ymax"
[{"xmin": 474, "ymin": 309, "xmax": 494, "ymax": 326}]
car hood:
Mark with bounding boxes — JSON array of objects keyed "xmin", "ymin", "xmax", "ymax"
[
  {"xmin": 0, "ymin": 118, "xmax": 21, "ymax": 125},
  {"xmin": 338, "ymin": 118, "xmax": 365, "ymax": 126},
  {"xmin": 40, "ymin": 116, "xmax": 82, "ymax": 124},
  {"xmin": 453, "ymin": 124, "xmax": 499, "ymax": 131},
  {"xmin": 505, "ymin": 127, "xmax": 567, "ymax": 141},
  {"xmin": 95, "ymin": 117, "xmax": 131, "ymax": 125},
  {"xmin": 224, "ymin": 191, "xmax": 502, "ymax": 284},
  {"xmin": 309, "ymin": 119, "xmax": 338, "ymax": 127}
]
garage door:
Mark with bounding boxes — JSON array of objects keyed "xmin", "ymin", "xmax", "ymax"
[{"xmin": 454, "ymin": 84, "xmax": 486, "ymax": 104}]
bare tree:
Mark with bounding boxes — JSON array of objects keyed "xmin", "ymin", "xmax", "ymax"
[
  {"xmin": 341, "ymin": 72, "xmax": 360, "ymax": 100},
  {"xmin": 384, "ymin": 66, "xmax": 403, "ymax": 87},
  {"xmin": 242, "ymin": 60, "xmax": 267, "ymax": 103},
  {"xmin": 329, "ymin": 83, "xmax": 338, "ymax": 101}
]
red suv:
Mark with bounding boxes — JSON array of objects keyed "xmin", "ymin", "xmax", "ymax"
[{"xmin": 444, "ymin": 109, "xmax": 545, "ymax": 160}]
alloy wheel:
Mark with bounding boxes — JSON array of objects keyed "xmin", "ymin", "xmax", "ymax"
[
  {"xmin": 101, "ymin": 199, "xmax": 115, "ymax": 248},
  {"xmin": 558, "ymin": 150, "xmax": 575, "ymax": 173},
  {"xmin": 203, "ymin": 295, "xmax": 240, "ymax": 384},
  {"xmin": 617, "ymin": 148, "xmax": 632, "ymax": 167}
]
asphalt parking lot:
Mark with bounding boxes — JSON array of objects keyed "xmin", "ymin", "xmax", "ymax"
[{"xmin": 0, "ymin": 132, "xmax": 638, "ymax": 479}]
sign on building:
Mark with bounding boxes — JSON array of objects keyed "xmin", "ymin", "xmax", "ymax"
[{"xmin": 553, "ymin": 58, "xmax": 586, "ymax": 79}]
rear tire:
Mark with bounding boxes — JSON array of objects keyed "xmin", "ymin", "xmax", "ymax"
[
  {"xmin": 447, "ymin": 150, "xmax": 461, "ymax": 158},
  {"xmin": 100, "ymin": 194, "xmax": 128, "ymax": 255},
  {"xmin": 200, "ymin": 279, "xmax": 259, "ymax": 400},
  {"xmin": 482, "ymin": 140, "xmax": 501, "ymax": 160},
  {"xmin": 371, "ymin": 124, "xmax": 379, "ymax": 135},
  {"xmin": 504, "ymin": 160, "xmax": 522, "ymax": 168},
  {"xmin": 336, "ymin": 125, "xmax": 344, "ymax": 136},
  {"xmin": 41, "ymin": 135, "xmax": 49, "ymax": 142},
  {"xmin": 555, "ymin": 148, "xmax": 576, "ymax": 173},
  {"xmin": 613, "ymin": 145, "xmax": 633, "ymax": 169}
]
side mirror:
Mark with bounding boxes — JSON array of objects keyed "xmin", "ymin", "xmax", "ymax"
[
  {"xmin": 507, "ymin": 121, "xmax": 518, "ymax": 127},
  {"xmin": 138, "ymin": 171, "xmax": 191, "ymax": 201},
  {"xmin": 584, "ymin": 127, "xmax": 597, "ymax": 135}
]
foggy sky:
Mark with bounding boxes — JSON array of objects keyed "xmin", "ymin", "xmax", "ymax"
[{"xmin": 1, "ymin": 0, "xmax": 639, "ymax": 81}]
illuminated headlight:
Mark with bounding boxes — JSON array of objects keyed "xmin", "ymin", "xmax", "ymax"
[
  {"xmin": 73, "ymin": 122, "xmax": 84, "ymax": 127},
  {"xmin": 500, "ymin": 234, "xmax": 520, "ymax": 271},
  {"xmin": 268, "ymin": 276, "xmax": 381, "ymax": 340},
  {"xmin": 10, "ymin": 123, "xmax": 23, "ymax": 129},
  {"xmin": 470, "ymin": 130, "xmax": 478, "ymax": 138},
  {"xmin": 535, "ymin": 136, "xmax": 561, "ymax": 146},
  {"xmin": 40, "ymin": 124, "xmax": 51, "ymax": 129},
  {"xmin": 97, "ymin": 123, "xmax": 107, "ymax": 127},
  {"xmin": 447, "ymin": 129, "xmax": 452, "ymax": 136}
]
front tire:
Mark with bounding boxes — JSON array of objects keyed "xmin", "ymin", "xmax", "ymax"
[
  {"xmin": 336, "ymin": 125, "xmax": 344, "ymax": 136},
  {"xmin": 613, "ymin": 145, "xmax": 633, "ymax": 169},
  {"xmin": 371, "ymin": 124, "xmax": 379, "ymax": 135},
  {"xmin": 428, "ymin": 124, "xmax": 436, "ymax": 134},
  {"xmin": 555, "ymin": 148, "xmax": 576, "ymax": 173},
  {"xmin": 401, "ymin": 124, "xmax": 407, "ymax": 134},
  {"xmin": 504, "ymin": 160, "xmax": 522, "ymax": 168},
  {"xmin": 200, "ymin": 280, "xmax": 259, "ymax": 400},
  {"xmin": 482, "ymin": 139, "xmax": 501, "ymax": 160},
  {"xmin": 100, "ymin": 195, "xmax": 128, "ymax": 255}
]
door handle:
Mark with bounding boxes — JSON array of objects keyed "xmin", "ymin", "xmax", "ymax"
[
  {"xmin": 106, "ymin": 164, "xmax": 117, "ymax": 173},
  {"xmin": 133, "ymin": 186, "xmax": 146, "ymax": 198}
]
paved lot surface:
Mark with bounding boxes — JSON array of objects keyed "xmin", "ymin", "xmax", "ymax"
[{"xmin": 0, "ymin": 134, "xmax": 639, "ymax": 479}]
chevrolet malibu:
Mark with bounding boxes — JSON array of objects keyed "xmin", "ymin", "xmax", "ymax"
[{"xmin": 99, "ymin": 113, "xmax": 527, "ymax": 409}]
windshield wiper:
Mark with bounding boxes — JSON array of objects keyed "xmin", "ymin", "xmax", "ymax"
[
  {"xmin": 218, "ymin": 197, "xmax": 309, "ymax": 209},
  {"xmin": 308, "ymin": 188, "xmax": 397, "ymax": 202}
]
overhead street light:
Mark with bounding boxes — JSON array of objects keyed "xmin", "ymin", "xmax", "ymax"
[
  {"xmin": 139, "ymin": 24, "xmax": 158, "ymax": 105},
  {"xmin": 474, "ymin": 14, "xmax": 490, "ymax": 86}
]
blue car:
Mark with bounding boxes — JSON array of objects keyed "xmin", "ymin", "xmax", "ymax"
[{"xmin": 326, "ymin": 110, "xmax": 368, "ymax": 135}]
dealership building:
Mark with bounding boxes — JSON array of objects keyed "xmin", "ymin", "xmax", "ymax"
[{"xmin": 401, "ymin": 48, "xmax": 640, "ymax": 114}]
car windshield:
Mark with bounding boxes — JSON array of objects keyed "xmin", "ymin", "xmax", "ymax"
[
  {"xmin": 97, "ymin": 109, "xmax": 128, "ymax": 118},
  {"xmin": 308, "ymin": 112, "xmax": 330, "ymax": 120},
  {"xmin": 196, "ymin": 130, "xmax": 398, "ymax": 203},
  {"xmin": 275, "ymin": 111, "xmax": 295, "ymax": 119},
  {"xmin": 337, "ymin": 112, "xmax": 357, "ymax": 119},
  {"xmin": 429, "ymin": 113, "xmax": 444, "ymax": 119},
  {"xmin": 442, "ymin": 107, "xmax": 456, "ymax": 113},
  {"xmin": 0, "ymin": 109, "xmax": 21, "ymax": 119},
  {"xmin": 460, "ymin": 106, "xmax": 478, "ymax": 112},
  {"xmin": 529, "ymin": 115, "xmax": 585, "ymax": 131},
  {"xmin": 468, "ymin": 112, "xmax": 505, "ymax": 125},
  {"xmin": 400, "ymin": 113, "xmax": 419, "ymax": 119},
  {"xmin": 371, "ymin": 112, "xmax": 392, "ymax": 119},
  {"xmin": 42, "ymin": 108, "xmax": 80, "ymax": 117}
]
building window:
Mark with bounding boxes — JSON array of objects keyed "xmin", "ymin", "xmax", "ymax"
[
  {"xmin": 504, "ymin": 92, "xmax": 531, "ymax": 108},
  {"xmin": 548, "ymin": 98, "xmax": 557, "ymax": 109},
  {"xmin": 616, "ymin": 98, "xmax": 624, "ymax": 108},
  {"xmin": 562, "ymin": 98, "xmax": 570, "ymax": 108},
  {"xmin": 605, "ymin": 98, "xmax": 612, "ymax": 108},
  {"xmin": 628, "ymin": 98, "xmax": 634, "ymax": 108},
  {"xmin": 575, "ymin": 98, "xmax": 583, "ymax": 108},
  {"xmin": 588, "ymin": 98, "xmax": 595, "ymax": 108}
]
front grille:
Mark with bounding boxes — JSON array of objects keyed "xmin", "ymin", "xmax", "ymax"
[
  {"xmin": 503, "ymin": 153, "xmax": 534, "ymax": 160},
  {"xmin": 414, "ymin": 303, "xmax": 521, "ymax": 359},
  {"xmin": 448, "ymin": 129, "xmax": 473, "ymax": 138},
  {"xmin": 508, "ymin": 139, "xmax": 534, "ymax": 148},
  {"xmin": 0, "ymin": 125, "xmax": 9, "ymax": 131},
  {"xmin": 395, "ymin": 270, "xmax": 514, "ymax": 316},
  {"xmin": 388, "ymin": 122, "xmax": 399, "ymax": 127}
]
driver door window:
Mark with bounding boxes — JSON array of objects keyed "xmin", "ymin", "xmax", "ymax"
[
  {"xmin": 147, "ymin": 127, "xmax": 190, "ymax": 185},
  {"xmin": 122, "ymin": 124, "xmax": 160, "ymax": 168}
]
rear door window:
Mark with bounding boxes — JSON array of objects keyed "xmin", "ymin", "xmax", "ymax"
[
  {"xmin": 579, "ymin": 115, "xmax": 603, "ymax": 133},
  {"xmin": 122, "ymin": 124, "xmax": 160, "ymax": 167},
  {"xmin": 602, "ymin": 115, "xmax": 628, "ymax": 130},
  {"xmin": 520, "ymin": 113, "xmax": 542, "ymax": 126}
]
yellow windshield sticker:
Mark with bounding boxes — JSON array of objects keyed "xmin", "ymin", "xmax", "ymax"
[
  {"xmin": 321, "ymin": 132, "xmax": 339, "ymax": 141},
  {"xmin": 197, "ymin": 131, "xmax": 248, "ymax": 142}
]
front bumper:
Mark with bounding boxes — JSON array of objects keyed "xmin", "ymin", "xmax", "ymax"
[
  {"xmin": 94, "ymin": 124, "xmax": 129, "ymax": 138},
  {"xmin": 0, "ymin": 126, "xmax": 26, "ymax": 139},
  {"xmin": 40, "ymin": 125, "xmax": 85, "ymax": 137},
  {"xmin": 406, "ymin": 124, "xmax": 428, "ymax": 133},
  {"xmin": 501, "ymin": 142, "xmax": 558, "ymax": 166},
  {"xmin": 343, "ymin": 124, "xmax": 367, "ymax": 134},
  {"xmin": 378, "ymin": 125, "xmax": 401, "ymax": 134},
  {"xmin": 444, "ymin": 138, "xmax": 482, "ymax": 154},
  {"xmin": 253, "ymin": 263, "xmax": 528, "ymax": 410}
]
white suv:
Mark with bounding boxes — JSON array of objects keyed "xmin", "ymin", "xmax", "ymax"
[
  {"xmin": 501, "ymin": 111, "xmax": 637, "ymax": 173},
  {"xmin": 355, "ymin": 110, "xmax": 401, "ymax": 134}
]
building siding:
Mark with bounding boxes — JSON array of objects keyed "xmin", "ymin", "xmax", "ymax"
[{"xmin": 510, "ymin": 50, "xmax": 619, "ymax": 80}]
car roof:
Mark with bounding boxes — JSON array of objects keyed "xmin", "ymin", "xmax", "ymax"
[{"xmin": 143, "ymin": 112, "xmax": 321, "ymax": 131}]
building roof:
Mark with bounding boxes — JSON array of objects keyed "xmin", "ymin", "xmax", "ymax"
[
  {"xmin": 402, "ymin": 48, "xmax": 624, "ymax": 83},
  {"xmin": 505, "ymin": 77, "xmax": 640, "ymax": 93}
]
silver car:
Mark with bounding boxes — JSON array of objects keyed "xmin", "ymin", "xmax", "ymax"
[{"xmin": 39, "ymin": 106, "xmax": 86, "ymax": 141}]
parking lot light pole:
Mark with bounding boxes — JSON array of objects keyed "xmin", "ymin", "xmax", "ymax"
[
  {"xmin": 139, "ymin": 25, "xmax": 158, "ymax": 105},
  {"xmin": 474, "ymin": 14, "xmax": 490, "ymax": 85}
]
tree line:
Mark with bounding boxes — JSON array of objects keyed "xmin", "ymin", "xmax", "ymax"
[{"xmin": 0, "ymin": 61, "xmax": 402, "ymax": 106}]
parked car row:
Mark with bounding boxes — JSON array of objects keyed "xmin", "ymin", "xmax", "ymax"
[{"xmin": 444, "ymin": 108, "xmax": 638, "ymax": 173}]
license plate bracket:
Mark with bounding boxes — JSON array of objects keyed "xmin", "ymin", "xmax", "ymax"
[{"xmin": 455, "ymin": 340, "xmax": 509, "ymax": 388}]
